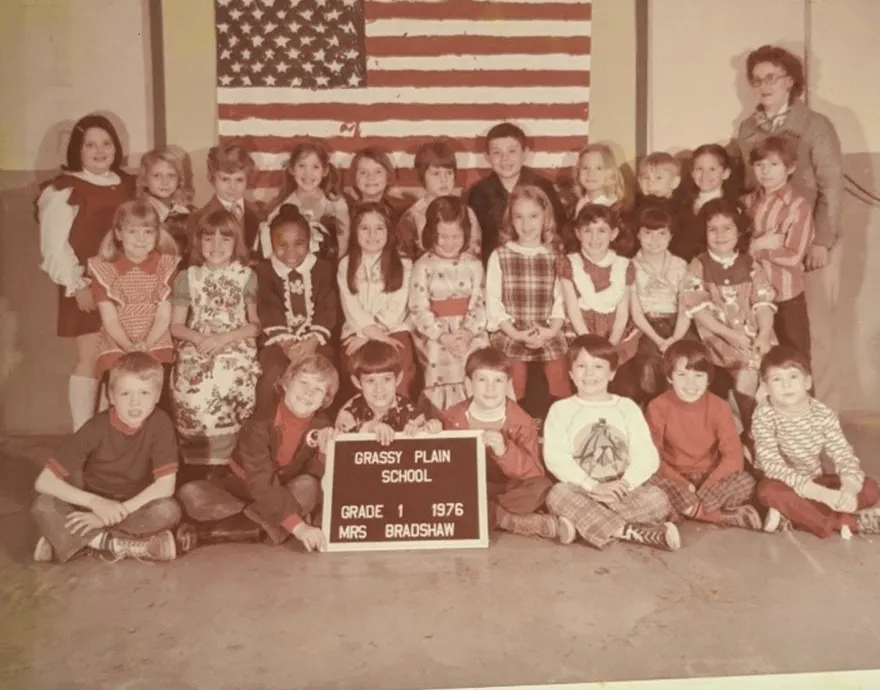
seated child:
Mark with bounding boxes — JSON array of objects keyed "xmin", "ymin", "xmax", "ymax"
[
  {"xmin": 335, "ymin": 340, "xmax": 440, "ymax": 442},
  {"xmin": 442, "ymin": 348, "xmax": 575, "ymax": 543},
  {"xmin": 646, "ymin": 340, "xmax": 761, "ymax": 529},
  {"xmin": 754, "ymin": 346, "xmax": 880, "ymax": 538},
  {"xmin": 466, "ymin": 121, "xmax": 566, "ymax": 264},
  {"xmin": 543, "ymin": 335, "xmax": 680, "ymax": 551},
  {"xmin": 253, "ymin": 204, "xmax": 338, "ymax": 409},
  {"xmin": 176, "ymin": 355, "xmax": 339, "ymax": 554},
  {"xmin": 742, "ymin": 135, "xmax": 814, "ymax": 360},
  {"xmin": 397, "ymin": 139, "xmax": 482, "ymax": 258},
  {"xmin": 189, "ymin": 144, "xmax": 263, "ymax": 260},
  {"xmin": 31, "ymin": 353, "xmax": 181, "ymax": 563},
  {"xmin": 628, "ymin": 152, "xmax": 683, "ymax": 259}
]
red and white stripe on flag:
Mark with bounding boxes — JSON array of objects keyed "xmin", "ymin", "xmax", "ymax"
[{"xmin": 215, "ymin": 0, "xmax": 592, "ymax": 190}]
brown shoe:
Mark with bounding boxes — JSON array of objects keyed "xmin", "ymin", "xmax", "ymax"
[
  {"xmin": 719, "ymin": 505, "xmax": 762, "ymax": 530},
  {"xmin": 110, "ymin": 531, "xmax": 177, "ymax": 561},
  {"xmin": 498, "ymin": 510, "xmax": 559, "ymax": 540},
  {"xmin": 623, "ymin": 522, "xmax": 681, "ymax": 551}
]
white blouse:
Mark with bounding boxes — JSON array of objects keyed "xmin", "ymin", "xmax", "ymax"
[
  {"xmin": 485, "ymin": 242, "xmax": 565, "ymax": 331},
  {"xmin": 38, "ymin": 170, "xmax": 121, "ymax": 297},
  {"xmin": 337, "ymin": 252, "xmax": 412, "ymax": 339}
]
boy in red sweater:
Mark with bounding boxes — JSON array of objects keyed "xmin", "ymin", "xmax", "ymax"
[
  {"xmin": 175, "ymin": 354, "xmax": 338, "ymax": 554},
  {"xmin": 442, "ymin": 347, "xmax": 575, "ymax": 543},
  {"xmin": 646, "ymin": 340, "xmax": 762, "ymax": 529}
]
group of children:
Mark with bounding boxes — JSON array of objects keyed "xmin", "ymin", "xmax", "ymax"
[{"xmin": 30, "ymin": 113, "xmax": 879, "ymax": 563}]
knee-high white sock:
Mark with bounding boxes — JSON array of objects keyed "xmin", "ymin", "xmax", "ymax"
[{"xmin": 69, "ymin": 375, "xmax": 99, "ymax": 431}]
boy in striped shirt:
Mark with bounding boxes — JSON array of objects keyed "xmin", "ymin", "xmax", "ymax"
[
  {"xmin": 754, "ymin": 346, "xmax": 880, "ymax": 537},
  {"xmin": 743, "ymin": 136, "xmax": 814, "ymax": 360}
]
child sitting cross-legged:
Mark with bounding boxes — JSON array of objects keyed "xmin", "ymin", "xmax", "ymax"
[
  {"xmin": 754, "ymin": 346, "xmax": 880, "ymax": 538},
  {"xmin": 335, "ymin": 340, "xmax": 440, "ymax": 444},
  {"xmin": 442, "ymin": 347, "xmax": 576, "ymax": 544},
  {"xmin": 175, "ymin": 354, "xmax": 339, "ymax": 554},
  {"xmin": 543, "ymin": 335, "xmax": 680, "ymax": 551},
  {"xmin": 645, "ymin": 340, "xmax": 762, "ymax": 530},
  {"xmin": 31, "ymin": 353, "xmax": 182, "ymax": 563}
]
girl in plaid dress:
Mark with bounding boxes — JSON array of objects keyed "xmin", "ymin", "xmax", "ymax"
[
  {"xmin": 88, "ymin": 200, "xmax": 180, "ymax": 406},
  {"xmin": 485, "ymin": 185, "xmax": 571, "ymax": 403},
  {"xmin": 170, "ymin": 209, "xmax": 261, "ymax": 467},
  {"xmin": 409, "ymin": 196, "xmax": 489, "ymax": 411}
]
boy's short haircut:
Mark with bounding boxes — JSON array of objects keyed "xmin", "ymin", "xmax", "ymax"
[
  {"xmin": 279, "ymin": 354, "xmax": 340, "ymax": 408},
  {"xmin": 484, "ymin": 122, "xmax": 528, "ymax": 151},
  {"xmin": 748, "ymin": 135, "xmax": 797, "ymax": 169},
  {"xmin": 414, "ymin": 140, "xmax": 457, "ymax": 184},
  {"xmin": 349, "ymin": 340, "xmax": 403, "ymax": 379},
  {"xmin": 567, "ymin": 334, "xmax": 619, "ymax": 371},
  {"xmin": 638, "ymin": 206, "xmax": 674, "ymax": 233},
  {"xmin": 465, "ymin": 347, "xmax": 512, "ymax": 379},
  {"xmin": 663, "ymin": 339, "xmax": 715, "ymax": 383},
  {"xmin": 207, "ymin": 144, "xmax": 256, "ymax": 181},
  {"xmin": 759, "ymin": 345, "xmax": 812, "ymax": 380},
  {"xmin": 108, "ymin": 353, "xmax": 164, "ymax": 394},
  {"xmin": 638, "ymin": 152, "xmax": 681, "ymax": 176}
]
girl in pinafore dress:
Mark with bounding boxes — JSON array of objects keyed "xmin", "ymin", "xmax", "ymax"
[
  {"xmin": 409, "ymin": 196, "xmax": 488, "ymax": 411},
  {"xmin": 138, "ymin": 147, "xmax": 194, "ymax": 262},
  {"xmin": 87, "ymin": 200, "xmax": 180, "ymax": 408},
  {"xmin": 256, "ymin": 138, "xmax": 350, "ymax": 262},
  {"xmin": 560, "ymin": 204, "xmax": 641, "ymax": 400},
  {"xmin": 37, "ymin": 114, "xmax": 137, "ymax": 430},
  {"xmin": 681, "ymin": 198, "xmax": 776, "ymax": 431},
  {"xmin": 170, "ymin": 208, "xmax": 261, "ymax": 467},
  {"xmin": 486, "ymin": 185, "xmax": 571, "ymax": 406}
]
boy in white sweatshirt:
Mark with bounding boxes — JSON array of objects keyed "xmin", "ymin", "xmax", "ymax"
[{"xmin": 543, "ymin": 334, "xmax": 680, "ymax": 551}]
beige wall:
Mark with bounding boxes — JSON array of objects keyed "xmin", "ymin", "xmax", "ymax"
[
  {"xmin": 0, "ymin": 0, "xmax": 153, "ymax": 433},
  {"xmin": 648, "ymin": 0, "xmax": 880, "ymax": 413}
]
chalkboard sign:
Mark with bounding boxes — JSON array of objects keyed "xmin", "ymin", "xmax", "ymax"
[{"xmin": 321, "ymin": 431, "xmax": 489, "ymax": 552}]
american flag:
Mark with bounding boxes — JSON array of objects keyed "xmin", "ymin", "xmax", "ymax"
[{"xmin": 214, "ymin": 0, "xmax": 592, "ymax": 190}]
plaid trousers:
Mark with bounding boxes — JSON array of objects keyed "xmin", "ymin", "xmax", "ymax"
[
  {"xmin": 649, "ymin": 470, "xmax": 756, "ymax": 517},
  {"xmin": 546, "ymin": 482, "xmax": 672, "ymax": 549}
]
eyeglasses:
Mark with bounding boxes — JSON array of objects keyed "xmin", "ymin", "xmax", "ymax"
[{"xmin": 750, "ymin": 73, "xmax": 788, "ymax": 88}]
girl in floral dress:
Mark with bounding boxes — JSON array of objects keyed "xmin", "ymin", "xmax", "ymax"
[
  {"xmin": 408, "ymin": 196, "xmax": 488, "ymax": 411},
  {"xmin": 681, "ymin": 198, "xmax": 777, "ymax": 431},
  {"xmin": 170, "ymin": 208, "xmax": 261, "ymax": 467}
]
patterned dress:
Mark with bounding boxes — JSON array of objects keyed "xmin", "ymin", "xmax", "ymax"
[
  {"xmin": 681, "ymin": 252, "xmax": 777, "ymax": 371},
  {"xmin": 565, "ymin": 250, "xmax": 639, "ymax": 365},
  {"xmin": 88, "ymin": 251, "xmax": 179, "ymax": 376},
  {"xmin": 409, "ymin": 251, "xmax": 489, "ymax": 410},
  {"xmin": 487, "ymin": 244, "xmax": 568, "ymax": 362},
  {"xmin": 171, "ymin": 262, "xmax": 261, "ymax": 465}
]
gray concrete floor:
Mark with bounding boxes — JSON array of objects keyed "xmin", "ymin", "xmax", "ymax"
[{"xmin": 3, "ymin": 427, "xmax": 880, "ymax": 690}]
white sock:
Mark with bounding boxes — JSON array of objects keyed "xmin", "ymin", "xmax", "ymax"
[
  {"xmin": 69, "ymin": 375, "xmax": 99, "ymax": 431},
  {"xmin": 87, "ymin": 532, "xmax": 108, "ymax": 550}
]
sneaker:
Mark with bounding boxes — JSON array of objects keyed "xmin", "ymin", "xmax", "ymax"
[
  {"xmin": 110, "ymin": 531, "xmax": 177, "ymax": 561},
  {"xmin": 33, "ymin": 537, "xmax": 54, "ymax": 563},
  {"xmin": 719, "ymin": 505, "xmax": 762, "ymax": 530},
  {"xmin": 856, "ymin": 506, "xmax": 880, "ymax": 535},
  {"xmin": 763, "ymin": 507, "xmax": 792, "ymax": 533},
  {"xmin": 557, "ymin": 516, "xmax": 577, "ymax": 545},
  {"xmin": 624, "ymin": 522, "xmax": 681, "ymax": 551},
  {"xmin": 501, "ymin": 512, "xmax": 559, "ymax": 540}
]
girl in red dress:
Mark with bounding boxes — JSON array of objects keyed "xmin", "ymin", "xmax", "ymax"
[
  {"xmin": 87, "ymin": 200, "xmax": 180, "ymax": 409},
  {"xmin": 37, "ymin": 115, "xmax": 136, "ymax": 430}
]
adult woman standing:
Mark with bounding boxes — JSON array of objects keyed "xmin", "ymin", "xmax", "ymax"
[{"xmin": 736, "ymin": 45, "xmax": 844, "ymax": 411}]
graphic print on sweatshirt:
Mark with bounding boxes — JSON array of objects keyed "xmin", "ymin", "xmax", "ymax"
[{"xmin": 572, "ymin": 418, "xmax": 629, "ymax": 482}]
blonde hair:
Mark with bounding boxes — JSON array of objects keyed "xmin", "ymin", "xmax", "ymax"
[
  {"xmin": 108, "ymin": 352, "xmax": 164, "ymax": 395},
  {"xmin": 498, "ymin": 185, "xmax": 563, "ymax": 256},
  {"xmin": 137, "ymin": 147, "xmax": 194, "ymax": 206},
  {"xmin": 573, "ymin": 143, "xmax": 624, "ymax": 203},
  {"xmin": 97, "ymin": 199, "xmax": 179, "ymax": 260},
  {"xmin": 638, "ymin": 152, "xmax": 681, "ymax": 177},
  {"xmin": 279, "ymin": 354, "xmax": 340, "ymax": 408}
]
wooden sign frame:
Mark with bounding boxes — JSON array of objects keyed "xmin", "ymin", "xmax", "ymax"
[{"xmin": 321, "ymin": 430, "xmax": 489, "ymax": 553}]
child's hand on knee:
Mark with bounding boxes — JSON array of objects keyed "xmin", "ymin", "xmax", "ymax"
[
  {"xmin": 65, "ymin": 511, "xmax": 103, "ymax": 536},
  {"xmin": 88, "ymin": 496, "xmax": 129, "ymax": 526},
  {"xmin": 292, "ymin": 523, "xmax": 326, "ymax": 552}
]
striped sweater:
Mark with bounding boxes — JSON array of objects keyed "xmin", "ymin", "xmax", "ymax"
[{"xmin": 752, "ymin": 399, "xmax": 864, "ymax": 492}]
